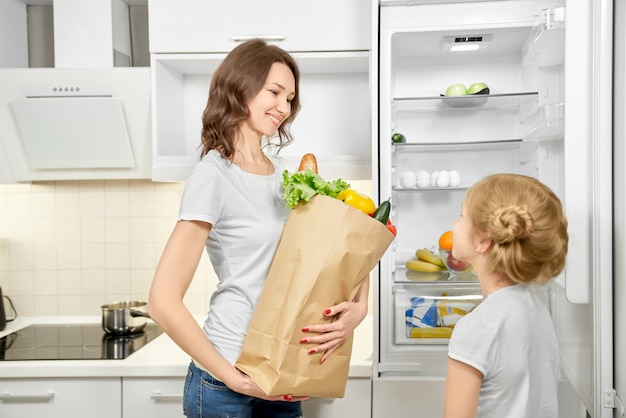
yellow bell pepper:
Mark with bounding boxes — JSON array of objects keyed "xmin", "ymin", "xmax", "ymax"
[{"xmin": 336, "ymin": 189, "xmax": 377, "ymax": 215}]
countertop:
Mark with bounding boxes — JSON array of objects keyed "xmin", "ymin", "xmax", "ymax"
[{"xmin": 0, "ymin": 315, "xmax": 373, "ymax": 379}]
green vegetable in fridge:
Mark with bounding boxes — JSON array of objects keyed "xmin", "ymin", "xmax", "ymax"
[{"xmin": 391, "ymin": 133, "xmax": 406, "ymax": 143}]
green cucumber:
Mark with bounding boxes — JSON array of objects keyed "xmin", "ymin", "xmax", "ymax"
[{"xmin": 373, "ymin": 199, "xmax": 391, "ymax": 224}]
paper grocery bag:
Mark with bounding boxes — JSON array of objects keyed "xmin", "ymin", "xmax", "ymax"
[{"xmin": 235, "ymin": 194, "xmax": 394, "ymax": 398}]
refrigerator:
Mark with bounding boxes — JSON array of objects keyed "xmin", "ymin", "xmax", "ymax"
[{"xmin": 371, "ymin": 0, "xmax": 622, "ymax": 417}]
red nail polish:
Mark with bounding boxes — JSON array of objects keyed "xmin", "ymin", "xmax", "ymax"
[
  {"xmin": 324, "ymin": 309, "xmax": 331, "ymax": 315},
  {"xmin": 300, "ymin": 338, "xmax": 307, "ymax": 343},
  {"xmin": 284, "ymin": 395, "xmax": 292, "ymax": 401},
  {"xmin": 308, "ymin": 349, "xmax": 316, "ymax": 354},
  {"xmin": 301, "ymin": 327, "xmax": 309, "ymax": 332}
]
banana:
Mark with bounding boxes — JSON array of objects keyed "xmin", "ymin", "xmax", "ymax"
[
  {"xmin": 406, "ymin": 258, "xmax": 446, "ymax": 272},
  {"xmin": 406, "ymin": 270, "xmax": 446, "ymax": 282},
  {"xmin": 416, "ymin": 248, "xmax": 446, "ymax": 269}
]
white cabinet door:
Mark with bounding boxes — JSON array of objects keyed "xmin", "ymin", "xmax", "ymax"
[
  {"xmin": 122, "ymin": 377, "xmax": 185, "ymax": 418},
  {"xmin": 373, "ymin": 377, "xmax": 445, "ymax": 418},
  {"xmin": 149, "ymin": 0, "xmax": 371, "ymax": 54},
  {"xmin": 301, "ymin": 378, "xmax": 371, "ymax": 418},
  {"xmin": 0, "ymin": 377, "xmax": 121, "ymax": 418}
]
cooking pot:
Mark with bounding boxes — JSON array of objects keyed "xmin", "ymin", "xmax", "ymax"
[{"xmin": 101, "ymin": 301, "xmax": 150, "ymax": 335}]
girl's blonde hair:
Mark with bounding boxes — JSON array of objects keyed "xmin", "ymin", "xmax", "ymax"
[{"xmin": 464, "ymin": 174, "xmax": 568, "ymax": 284}]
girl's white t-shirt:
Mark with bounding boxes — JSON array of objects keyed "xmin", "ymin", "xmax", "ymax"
[
  {"xmin": 448, "ymin": 284, "xmax": 559, "ymax": 418},
  {"xmin": 179, "ymin": 150, "xmax": 290, "ymax": 365}
]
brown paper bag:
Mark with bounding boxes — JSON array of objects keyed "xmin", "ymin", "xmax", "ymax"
[{"xmin": 235, "ymin": 194, "xmax": 394, "ymax": 398}]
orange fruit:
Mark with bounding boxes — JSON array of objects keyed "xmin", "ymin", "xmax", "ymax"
[{"xmin": 438, "ymin": 230, "xmax": 453, "ymax": 251}]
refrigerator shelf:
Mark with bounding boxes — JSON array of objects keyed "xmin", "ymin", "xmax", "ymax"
[
  {"xmin": 390, "ymin": 138, "xmax": 523, "ymax": 151},
  {"xmin": 392, "ymin": 185, "xmax": 469, "ymax": 192},
  {"xmin": 391, "ymin": 92, "xmax": 538, "ymax": 113},
  {"xmin": 397, "ymin": 267, "xmax": 478, "ymax": 284}
]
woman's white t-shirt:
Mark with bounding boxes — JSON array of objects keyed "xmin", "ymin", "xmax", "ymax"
[
  {"xmin": 178, "ymin": 150, "xmax": 290, "ymax": 365},
  {"xmin": 448, "ymin": 284, "xmax": 559, "ymax": 418}
]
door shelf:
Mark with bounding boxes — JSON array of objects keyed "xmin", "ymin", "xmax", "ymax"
[
  {"xmin": 522, "ymin": 7, "xmax": 565, "ymax": 68},
  {"xmin": 392, "ymin": 92, "xmax": 538, "ymax": 113},
  {"xmin": 521, "ymin": 103, "xmax": 564, "ymax": 141}
]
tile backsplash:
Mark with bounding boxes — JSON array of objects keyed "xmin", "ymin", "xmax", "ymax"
[{"xmin": 0, "ymin": 178, "xmax": 373, "ymax": 318}]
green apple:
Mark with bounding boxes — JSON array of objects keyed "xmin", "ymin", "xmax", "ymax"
[
  {"xmin": 467, "ymin": 82, "xmax": 489, "ymax": 95},
  {"xmin": 445, "ymin": 83, "xmax": 468, "ymax": 96}
]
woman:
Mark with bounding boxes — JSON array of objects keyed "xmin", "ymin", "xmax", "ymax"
[
  {"xmin": 443, "ymin": 173, "xmax": 568, "ymax": 418},
  {"xmin": 148, "ymin": 39, "xmax": 369, "ymax": 418}
]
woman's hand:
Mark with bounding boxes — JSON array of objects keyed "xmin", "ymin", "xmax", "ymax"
[
  {"xmin": 300, "ymin": 276, "xmax": 370, "ymax": 363},
  {"xmin": 226, "ymin": 368, "xmax": 309, "ymax": 402}
]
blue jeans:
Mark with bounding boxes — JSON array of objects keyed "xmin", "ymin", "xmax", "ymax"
[{"xmin": 183, "ymin": 361, "xmax": 303, "ymax": 418}]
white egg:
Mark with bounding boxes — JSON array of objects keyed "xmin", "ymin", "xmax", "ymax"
[
  {"xmin": 400, "ymin": 171, "xmax": 417, "ymax": 188},
  {"xmin": 450, "ymin": 170, "xmax": 461, "ymax": 187},
  {"xmin": 416, "ymin": 170, "xmax": 430, "ymax": 188},
  {"xmin": 436, "ymin": 170, "xmax": 451, "ymax": 188},
  {"xmin": 430, "ymin": 171, "xmax": 439, "ymax": 187}
]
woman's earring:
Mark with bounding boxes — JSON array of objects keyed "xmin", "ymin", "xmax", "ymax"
[{"xmin": 475, "ymin": 248, "xmax": 481, "ymax": 254}]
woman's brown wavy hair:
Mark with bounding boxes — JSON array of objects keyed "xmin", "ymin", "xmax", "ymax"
[{"xmin": 199, "ymin": 38, "xmax": 301, "ymax": 159}]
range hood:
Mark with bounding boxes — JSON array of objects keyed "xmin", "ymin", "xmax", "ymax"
[
  {"xmin": 0, "ymin": 0, "xmax": 151, "ymax": 182},
  {"xmin": 0, "ymin": 68, "xmax": 151, "ymax": 181},
  {"xmin": 11, "ymin": 96, "xmax": 134, "ymax": 170}
]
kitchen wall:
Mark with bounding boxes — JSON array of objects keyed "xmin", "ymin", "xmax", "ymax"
[{"xmin": 0, "ymin": 178, "xmax": 373, "ymax": 318}]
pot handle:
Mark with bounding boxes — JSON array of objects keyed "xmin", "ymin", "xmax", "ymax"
[
  {"xmin": 129, "ymin": 309, "xmax": 150, "ymax": 318},
  {"xmin": 3, "ymin": 295, "xmax": 17, "ymax": 322}
]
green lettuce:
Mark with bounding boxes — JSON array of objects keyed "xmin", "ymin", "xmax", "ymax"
[{"xmin": 282, "ymin": 169, "xmax": 350, "ymax": 209}]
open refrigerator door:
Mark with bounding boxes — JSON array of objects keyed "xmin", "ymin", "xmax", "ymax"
[{"xmin": 373, "ymin": 0, "xmax": 613, "ymax": 416}]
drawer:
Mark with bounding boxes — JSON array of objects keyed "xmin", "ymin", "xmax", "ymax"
[
  {"xmin": 394, "ymin": 283, "xmax": 482, "ymax": 345},
  {"xmin": 0, "ymin": 377, "xmax": 121, "ymax": 418}
]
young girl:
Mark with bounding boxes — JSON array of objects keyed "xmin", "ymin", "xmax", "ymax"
[
  {"xmin": 443, "ymin": 173, "xmax": 569, "ymax": 418},
  {"xmin": 148, "ymin": 39, "xmax": 370, "ymax": 417}
]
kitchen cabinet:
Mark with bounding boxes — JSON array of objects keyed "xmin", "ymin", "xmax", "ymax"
[
  {"xmin": 121, "ymin": 376, "xmax": 371, "ymax": 418},
  {"xmin": 373, "ymin": 378, "xmax": 445, "ymax": 417},
  {"xmin": 122, "ymin": 377, "xmax": 185, "ymax": 417},
  {"xmin": 151, "ymin": 52, "xmax": 371, "ymax": 181},
  {"xmin": 302, "ymin": 377, "xmax": 372, "ymax": 418},
  {"xmin": 0, "ymin": 377, "xmax": 121, "ymax": 418},
  {"xmin": 149, "ymin": 0, "xmax": 373, "ymax": 182},
  {"xmin": 148, "ymin": 0, "xmax": 370, "ymax": 54}
]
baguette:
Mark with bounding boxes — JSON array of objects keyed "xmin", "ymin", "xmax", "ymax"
[{"xmin": 298, "ymin": 153, "xmax": 318, "ymax": 174}]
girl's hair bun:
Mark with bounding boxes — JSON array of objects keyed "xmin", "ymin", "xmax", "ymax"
[{"xmin": 489, "ymin": 205, "xmax": 535, "ymax": 245}]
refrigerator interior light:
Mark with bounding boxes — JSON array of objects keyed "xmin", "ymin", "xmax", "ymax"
[
  {"xmin": 450, "ymin": 44, "xmax": 480, "ymax": 52},
  {"xmin": 440, "ymin": 34, "xmax": 492, "ymax": 52}
]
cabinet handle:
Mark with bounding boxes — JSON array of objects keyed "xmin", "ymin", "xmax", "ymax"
[
  {"xmin": 150, "ymin": 392, "xmax": 183, "ymax": 402},
  {"xmin": 230, "ymin": 34, "xmax": 286, "ymax": 42},
  {"xmin": 0, "ymin": 391, "xmax": 55, "ymax": 402}
]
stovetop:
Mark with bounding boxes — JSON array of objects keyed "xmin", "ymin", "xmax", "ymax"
[{"xmin": 0, "ymin": 323, "xmax": 163, "ymax": 361}]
